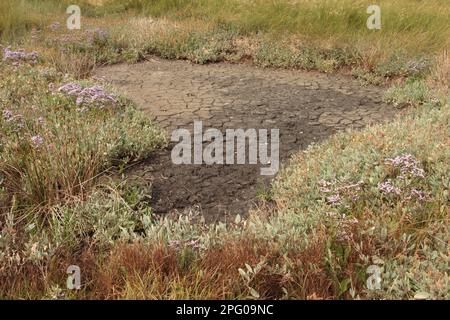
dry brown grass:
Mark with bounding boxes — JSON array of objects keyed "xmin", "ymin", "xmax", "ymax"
[
  {"xmin": 0, "ymin": 225, "xmax": 379, "ymax": 299},
  {"xmin": 45, "ymin": 48, "xmax": 96, "ymax": 79},
  {"xmin": 428, "ymin": 50, "xmax": 450, "ymax": 95}
]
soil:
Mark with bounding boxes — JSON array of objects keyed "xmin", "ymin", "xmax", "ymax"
[{"xmin": 95, "ymin": 57, "xmax": 398, "ymax": 222}]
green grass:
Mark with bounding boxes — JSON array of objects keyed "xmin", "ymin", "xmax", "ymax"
[
  {"xmin": 384, "ymin": 78, "xmax": 431, "ymax": 107},
  {"xmin": 2, "ymin": 0, "xmax": 448, "ymax": 79},
  {"xmin": 0, "ymin": 0, "xmax": 72, "ymax": 40},
  {"xmin": 104, "ymin": 0, "xmax": 449, "ymax": 64},
  {"xmin": 0, "ymin": 0, "xmax": 40, "ymax": 39}
]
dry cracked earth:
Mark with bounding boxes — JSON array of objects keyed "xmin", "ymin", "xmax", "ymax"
[{"xmin": 96, "ymin": 58, "xmax": 398, "ymax": 221}]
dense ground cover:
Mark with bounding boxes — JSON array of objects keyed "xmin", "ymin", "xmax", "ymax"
[{"xmin": 0, "ymin": 0, "xmax": 448, "ymax": 299}]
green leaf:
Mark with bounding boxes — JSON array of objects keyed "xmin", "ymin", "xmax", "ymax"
[{"xmin": 249, "ymin": 287, "xmax": 260, "ymax": 298}]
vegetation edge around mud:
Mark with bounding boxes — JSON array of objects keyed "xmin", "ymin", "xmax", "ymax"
[{"xmin": 0, "ymin": 0, "xmax": 448, "ymax": 299}]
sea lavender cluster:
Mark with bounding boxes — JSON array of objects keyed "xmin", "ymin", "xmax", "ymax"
[
  {"xmin": 320, "ymin": 179, "xmax": 364, "ymax": 206},
  {"xmin": 2, "ymin": 109, "xmax": 23, "ymax": 127},
  {"xmin": 378, "ymin": 154, "xmax": 430, "ymax": 202},
  {"xmin": 87, "ymin": 28, "xmax": 109, "ymax": 44},
  {"xmin": 326, "ymin": 194, "xmax": 341, "ymax": 206},
  {"xmin": 378, "ymin": 180, "xmax": 401, "ymax": 195},
  {"xmin": 2, "ymin": 109, "xmax": 14, "ymax": 122},
  {"xmin": 58, "ymin": 82, "xmax": 117, "ymax": 108},
  {"xmin": 2, "ymin": 46, "xmax": 38, "ymax": 64},
  {"xmin": 385, "ymin": 154, "xmax": 425, "ymax": 179},
  {"xmin": 31, "ymin": 135, "xmax": 44, "ymax": 148},
  {"xmin": 409, "ymin": 188, "xmax": 430, "ymax": 202}
]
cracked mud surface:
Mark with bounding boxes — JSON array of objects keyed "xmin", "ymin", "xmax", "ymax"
[{"xmin": 96, "ymin": 58, "xmax": 397, "ymax": 221}]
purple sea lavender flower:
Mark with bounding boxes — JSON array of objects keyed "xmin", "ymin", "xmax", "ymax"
[
  {"xmin": 409, "ymin": 167, "xmax": 425, "ymax": 179},
  {"xmin": 385, "ymin": 154, "xmax": 425, "ymax": 178},
  {"xmin": 31, "ymin": 135, "xmax": 44, "ymax": 148},
  {"xmin": 80, "ymin": 85, "xmax": 117, "ymax": 104},
  {"xmin": 58, "ymin": 82, "xmax": 117, "ymax": 107},
  {"xmin": 87, "ymin": 28, "xmax": 109, "ymax": 44},
  {"xmin": 3, "ymin": 109, "xmax": 14, "ymax": 121},
  {"xmin": 327, "ymin": 194, "xmax": 341, "ymax": 205},
  {"xmin": 2, "ymin": 46, "xmax": 38, "ymax": 63},
  {"xmin": 410, "ymin": 188, "xmax": 430, "ymax": 202},
  {"xmin": 76, "ymin": 96, "xmax": 84, "ymax": 106},
  {"xmin": 58, "ymin": 82, "xmax": 83, "ymax": 96},
  {"xmin": 378, "ymin": 180, "xmax": 401, "ymax": 195}
]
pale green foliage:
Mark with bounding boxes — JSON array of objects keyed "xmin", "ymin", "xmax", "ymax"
[
  {"xmin": 0, "ymin": 0, "xmax": 448, "ymax": 300},
  {"xmin": 267, "ymin": 102, "xmax": 449, "ymax": 299},
  {"xmin": 0, "ymin": 58, "xmax": 166, "ymax": 213},
  {"xmin": 384, "ymin": 78, "xmax": 431, "ymax": 107}
]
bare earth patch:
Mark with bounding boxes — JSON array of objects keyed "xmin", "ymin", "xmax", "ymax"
[{"xmin": 95, "ymin": 58, "xmax": 398, "ymax": 221}]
